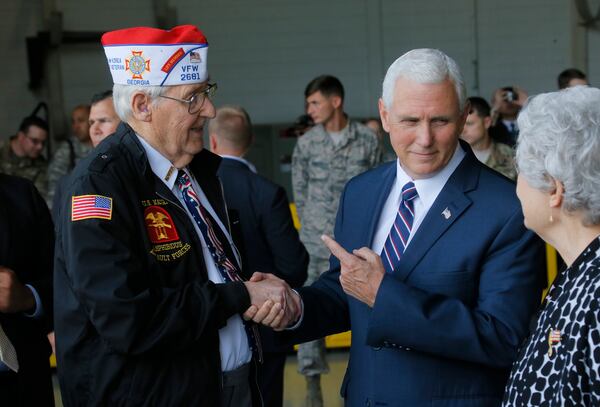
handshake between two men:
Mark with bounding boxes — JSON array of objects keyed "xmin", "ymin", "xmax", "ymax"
[{"xmin": 242, "ymin": 235, "xmax": 386, "ymax": 330}]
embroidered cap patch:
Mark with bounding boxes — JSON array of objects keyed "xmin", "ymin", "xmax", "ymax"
[{"xmin": 71, "ymin": 195, "xmax": 113, "ymax": 221}]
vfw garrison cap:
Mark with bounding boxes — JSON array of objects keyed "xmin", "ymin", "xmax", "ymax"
[{"xmin": 101, "ymin": 25, "xmax": 208, "ymax": 86}]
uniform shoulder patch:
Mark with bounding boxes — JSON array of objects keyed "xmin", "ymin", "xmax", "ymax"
[{"xmin": 72, "ymin": 194, "xmax": 113, "ymax": 221}]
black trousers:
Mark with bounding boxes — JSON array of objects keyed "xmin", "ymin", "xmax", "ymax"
[
  {"xmin": 0, "ymin": 364, "xmax": 55, "ymax": 407},
  {"xmin": 256, "ymin": 352, "xmax": 286, "ymax": 407}
]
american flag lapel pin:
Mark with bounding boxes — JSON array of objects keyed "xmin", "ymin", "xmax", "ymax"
[
  {"xmin": 442, "ymin": 208, "xmax": 451, "ymax": 219},
  {"xmin": 548, "ymin": 328, "xmax": 562, "ymax": 356}
]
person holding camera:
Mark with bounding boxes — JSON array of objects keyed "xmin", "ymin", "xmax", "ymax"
[{"xmin": 489, "ymin": 86, "xmax": 528, "ymax": 147}]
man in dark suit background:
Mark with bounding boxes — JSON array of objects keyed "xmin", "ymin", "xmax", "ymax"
[
  {"xmin": 249, "ymin": 48, "xmax": 544, "ymax": 406},
  {"xmin": 0, "ymin": 173, "xmax": 54, "ymax": 406},
  {"xmin": 209, "ymin": 105, "xmax": 309, "ymax": 407}
]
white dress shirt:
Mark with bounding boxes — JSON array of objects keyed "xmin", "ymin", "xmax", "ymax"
[
  {"xmin": 502, "ymin": 119, "xmax": 518, "ymax": 134},
  {"xmin": 138, "ymin": 137, "xmax": 251, "ymax": 371},
  {"xmin": 371, "ymin": 144, "xmax": 465, "ymax": 254}
]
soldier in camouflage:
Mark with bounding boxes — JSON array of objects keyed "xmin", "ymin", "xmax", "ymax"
[
  {"xmin": 485, "ymin": 142, "xmax": 516, "ymax": 180},
  {"xmin": 0, "ymin": 116, "xmax": 49, "ymax": 199},
  {"xmin": 47, "ymin": 104, "xmax": 92, "ymax": 206},
  {"xmin": 461, "ymin": 96, "xmax": 516, "ymax": 180},
  {"xmin": 292, "ymin": 75, "xmax": 382, "ymax": 407}
]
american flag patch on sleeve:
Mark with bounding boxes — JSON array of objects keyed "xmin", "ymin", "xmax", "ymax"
[{"xmin": 71, "ymin": 195, "xmax": 113, "ymax": 221}]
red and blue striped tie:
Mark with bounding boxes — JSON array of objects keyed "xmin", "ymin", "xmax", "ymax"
[
  {"xmin": 176, "ymin": 171, "xmax": 241, "ymax": 281},
  {"xmin": 381, "ymin": 182, "xmax": 418, "ymax": 273},
  {"xmin": 176, "ymin": 170, "xmax": 263, "ymax": 361}
]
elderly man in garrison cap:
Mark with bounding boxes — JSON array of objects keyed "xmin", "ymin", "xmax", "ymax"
[{"xmin": 53, "ymin": 25, "xmax": 296, "ymax": 407}]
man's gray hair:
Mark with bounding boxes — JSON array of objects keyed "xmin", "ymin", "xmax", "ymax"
[
  {"xmin": 112, "ymin": 84, "xmax": 165, "ymax": 121},
  {"xmin": 516, "ymin": 85, "xmax": 600, "ymax": 226},
  {"xmin": 381, "ymin": 48, "xmax": 466, "ymax": 111}
]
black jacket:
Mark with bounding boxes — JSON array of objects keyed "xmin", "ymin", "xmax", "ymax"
[
  {"xmin": 218, "ymin": 158, "xmax": 307, "ymax": 289},
  {"xmin": 0, "ymin": 173, "xmax": 54, "ymax": 406},
  {"xmin": 218, "ymin": 157, "xmax": 308, "ymax": 351},
  {"xmin": 218, "ymin": 157, "xmax": 308, "ymax": 407},
  {"xmin": 489, "ymin": 121, "xmax": 516, "ymax": 147},
  {"xmin": 54, "ymin": 124, "xmax": 254, "ymax": 406}
]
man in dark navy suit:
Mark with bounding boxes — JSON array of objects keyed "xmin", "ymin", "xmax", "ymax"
[
  {"xmin": 249, "ymin": 49, "xmax": 544, "ymax": 407},
  {"xmin": 0, "ymin": 173, "xmax": 54, "ymax": 406},
  {"xmin": 209, "ymin": 105, "xmax": 308, "ymax": 407}
]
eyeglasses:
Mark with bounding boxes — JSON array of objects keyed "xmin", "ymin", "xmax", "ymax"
[{"xmin": 159, "ymin": 83, "xmax": 218, "ymax": 114}]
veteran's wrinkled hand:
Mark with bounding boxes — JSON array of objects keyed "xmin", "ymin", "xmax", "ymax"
[{"xmin": 243, "ymin": 272, "xmax": 301, "ymax": 330}]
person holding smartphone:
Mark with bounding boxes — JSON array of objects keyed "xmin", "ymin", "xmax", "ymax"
[{"xmin": 489, "ymin": 85, "xmax": 528, "ymax": 147}]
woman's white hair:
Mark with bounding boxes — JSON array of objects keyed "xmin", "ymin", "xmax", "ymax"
[
  {"xmin": 381, "ymin": 48, "xmax": 466, "ymax": 111},
  {"xmin": 112, "ymin": 84, "xmax": 166, "ymax": 121},
  {"xmin": 516, "ymin": 85, "xmax": 600, "ymax": 226}
]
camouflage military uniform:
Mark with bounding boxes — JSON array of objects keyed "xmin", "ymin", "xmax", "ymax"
[
  {"xmin": 486, "ymin": 141, "xmax": 516, "ymax": 180},
  {"xmin": 0, "ymin": 138, "xmax": 48, "ymax": 200},
  {"xmin": 291, "ymin": 120, "xmax": 381, "ymax": 386},
  {"xmin": 47, "ymin": 137, "xmax": 93, "ymax": 206}
]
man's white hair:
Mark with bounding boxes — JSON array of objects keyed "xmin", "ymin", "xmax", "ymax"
[
  {"xmin": 112, "ymin": 84, "xmax": 166, "ymax": 121},
  {"xmin": 381, "ymin": 48, "xmax": 466, "ymax": 111}
]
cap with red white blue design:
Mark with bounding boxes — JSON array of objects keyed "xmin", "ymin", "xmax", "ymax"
[{"xmin": 101, "ymin": 25, "xmax": 208, "ymax": 87}]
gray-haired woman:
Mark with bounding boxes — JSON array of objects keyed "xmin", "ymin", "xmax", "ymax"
[{"xmin": 503, "ymin": 85, "xmax": 600, "ymax": 405}]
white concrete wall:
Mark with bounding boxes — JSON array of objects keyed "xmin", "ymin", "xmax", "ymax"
[
  {"xmin": 0, "ymin": 0, "xmax": 594, "ymax": 139},
  {"xmin": 184, "ymin": 0, "xmax": 376, "ymax": 122},
  {"xmin": 477, "ymin": 0, "xmax": 573, "ymax": 98}
]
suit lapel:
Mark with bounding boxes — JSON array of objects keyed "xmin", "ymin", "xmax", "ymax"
[
  {"xmin": 363, "ymin": 162, "xmax": 397, "ymax": 246},
  {"xmin": 394, "ymin": 150, "xmax": 480, "ymax": 282},
  {"xmin": 190, "ymin": 150, "xmax": 228, "ymax": 224}
]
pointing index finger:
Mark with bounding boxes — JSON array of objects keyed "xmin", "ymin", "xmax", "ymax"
[{"xmin": 321, "ymin": 234, "xmax": 355, "ymax": 263}]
